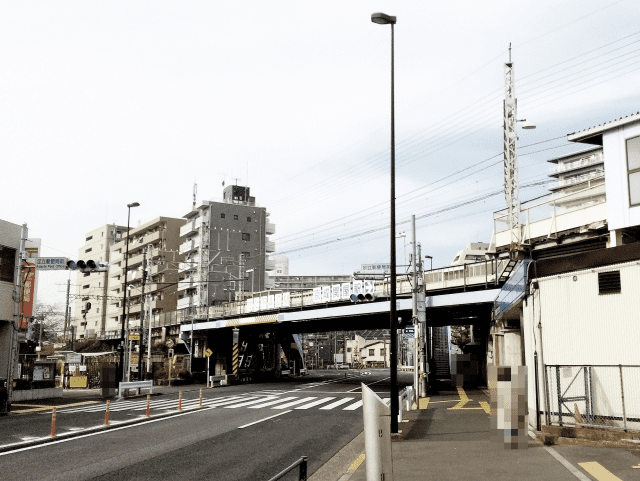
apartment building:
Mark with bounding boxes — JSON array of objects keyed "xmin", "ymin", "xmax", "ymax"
[
  {"xmin": 269, "ymin": 254, "xmax": 289, "ymax": 276},
  {"xmin": 105, "ymin": 217, "xmax": 186, "ymax": 339},
  {"xmin": 72, "ymin": 224, "xmax": 125, "ymax": 339},
  {"xmin": 178, "ymin": 185, "xmax": 275, "ymax": 312}
]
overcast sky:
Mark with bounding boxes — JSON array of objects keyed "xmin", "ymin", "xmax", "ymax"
[{"xmin": 2, "ymin": 0, "xmax": 639, "ymax": 308}]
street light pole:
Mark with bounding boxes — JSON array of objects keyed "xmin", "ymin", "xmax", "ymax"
[
  {"xmin": 372, "ymin": 11, "xmax": 399, "ymax": 434},
  {"xmin": 119, "ymin": 202, "xmax": 139, "ymax": 387}
]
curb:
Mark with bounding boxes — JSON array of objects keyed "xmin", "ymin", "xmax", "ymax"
[{"xmin": 0, "ymin": 403, "xmax": 207, "ymax": 454}]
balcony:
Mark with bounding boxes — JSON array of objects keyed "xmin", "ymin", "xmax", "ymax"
[
  {"xmin": 548, "ymin": 153, "xmax": 602, "ymax": 176},
  {"xmin": 177, "ymin": 276, "xmax": 197, "ymax": 292},
  {"xmin": 265, "ymin": 240, "xmax": 276, "ymax": 253},
  {"xmin": 180, "ymin": 216, "xmax": 203, "ymax": 238},
  {"xmin": 265, "ymin": 258, "xmax": 276, "ymax": 271},
  {"xmin": 179, "ymin": 236, "xmax": 201, "ymax": 255},
  {"xmin": 494, "ymin": 183, "xmax": 607, "ymax": 249},
  {"xmin": 266, "ymin": 222, "xmax": 276, "ymax": 235},
  {"xmin": 548, "ymin": 170, "xmax": 604, "ymax": 191},
  {"xmin": 177, "ymin": 296, "xmax": 196, "ymax": 310},
  {"xmin": 178, "ymin": 260, "xmax": 198, "ymax": 273}
]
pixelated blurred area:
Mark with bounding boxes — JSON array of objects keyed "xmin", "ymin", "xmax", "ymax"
[{"xmin": 489, "ymin": 365, "xmax": 528, "ymax": 449}]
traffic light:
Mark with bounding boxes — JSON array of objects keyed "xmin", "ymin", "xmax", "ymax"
[
  {"xmin": 66, "ymin": 259, "xmax": 109, "ymax": 273},
  {"xmin": 396, "ymin": 313, "xmax": 414, "ymax": 328},
  {"xmin": 349, "ymin": 292, "xmax": 377, "ymax": 303}
]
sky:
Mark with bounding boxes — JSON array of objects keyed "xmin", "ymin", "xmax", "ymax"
[{"xmin": 2, "ymin": 0, "xmax": 640, "ymax": 309}]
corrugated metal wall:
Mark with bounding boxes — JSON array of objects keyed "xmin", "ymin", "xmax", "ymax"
[
  {"xmin": 537, "ymin": 260, "xmax": 640, "ymax": 365},
  {"xmin": 432, "ymin": 326, "xmax": 450, "ymax": 379}
]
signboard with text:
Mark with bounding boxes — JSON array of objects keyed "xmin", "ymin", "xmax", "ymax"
[{"xmin": 34, "ymin": 257, "xmax": 68, "ymax": 270}]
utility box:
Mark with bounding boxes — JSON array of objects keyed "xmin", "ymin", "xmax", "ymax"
[
  {"xmin": 100, "ymin": 363, "xmax": 116, "ymax": 398},
  {"xmin": 0, "ymin": 378, "xmax": 7, "ymax": 415}
]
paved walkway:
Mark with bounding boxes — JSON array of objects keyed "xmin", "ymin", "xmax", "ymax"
[{"xmin": 312, "ymin": 387, "xmax": 640, "ymax": 481}]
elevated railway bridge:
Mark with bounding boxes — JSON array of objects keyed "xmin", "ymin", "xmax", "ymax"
[{"xmin": 170, "ymin": 257, "xmax": 527, "ymax": 385}]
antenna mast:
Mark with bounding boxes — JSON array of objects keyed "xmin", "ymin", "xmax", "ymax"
[
  {"xmin": 193, "ymin": 183, "xmax": 197, "ymax": 208},
  {"xmin": 503, "ymin": 43, "xmax": 521, "ymax": 257}
]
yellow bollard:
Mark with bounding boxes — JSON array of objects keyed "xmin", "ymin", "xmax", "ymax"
[
  {"xmin": 146, "ymin": 394, "xmax": 151, "ymax": 418},
  {"xmin": 199, "ymin": 388, "xmax": 203, "ymax": 408},
  {"xmin": 178, "ymin": 390, "xmax": 183, "ymax": 411}
]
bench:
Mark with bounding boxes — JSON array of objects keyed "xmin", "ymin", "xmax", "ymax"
[{"xmin": 118, "ymin": 380, "xmax": 154, "ymax": 398}]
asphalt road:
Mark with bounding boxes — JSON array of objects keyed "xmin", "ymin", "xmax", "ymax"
[{"xmin": 0, "ymin": 369, "xmax": 413, "ymax": 481}]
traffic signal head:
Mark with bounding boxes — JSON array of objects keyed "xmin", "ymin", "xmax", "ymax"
[
  {"xmin": 66, "ymin": 260, "xmax": 77, "ymax": 270},
  {"xmin": 86, "ymin": 260, "xmax": 98, "ymax": 269},
  {"xmin": 70, "ymin": 259, "xmax": 110, "ymax": 273},
  {"xmin": 350, "ymin": 292, "xmax": 376, "ymax": 303},
  {"xmin": 76, "ymin": 260, "xmax": 87, "ymax": 270},
  {"xmin": 396, "ymin": 314, "xmax": 413, "ymax": 328}
]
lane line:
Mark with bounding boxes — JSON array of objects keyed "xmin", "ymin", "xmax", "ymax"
[
  {"xmin": 16, "ymin": 401, "xmax": 99, "ymax": 414},
  {"xmin": 238, "ymin": 410, "xmax": 292, "ymax": 429},
  {"xmin": 346, "ymin": 376, "xmax": 391, "ymax": 393},
  {"xmin": 578, "ymin": 462, "xmax": 623, "ymax": 481},
  {"xmin": 0, "ymin": 405, "xmax": 217, "ymax": 456},
  {"xmin": 419, "ymin": 398, "xmax": 430, "ymax": 410},
  {"xmin": 320, "ymin": 398, "xmax": 354, "ymax": 410},
  {"xmin": 294, "ymin": 397, "xmax": 336, "ymax": 410}
]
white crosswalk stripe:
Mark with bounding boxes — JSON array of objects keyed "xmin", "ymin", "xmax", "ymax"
[
  {"xmin": 294, "ymin": 397, "xmax": 336, "ymax": 410},
  {"xmin": 42, "ymin": 393, "xmax": 369, "ymax": 415}
]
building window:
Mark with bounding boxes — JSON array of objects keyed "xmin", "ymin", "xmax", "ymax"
[
  {"xmin": 380, "ymin": 349, "xmax": 385, "ymax": 356},
  {"xmin": 598, "ymin": 271, "xmax": 621, "ymax": 294},
  {"xmin": 0, "ymin": 246, "xmax": 16, "ymax": 283},
  {"xmin": 83, "ymin": 284, "xmax": 90, "ymax": 289},
  {"xmin": 242, "ymin": 233, "xmax": 250, "ymax": 241},
  {"xmin": 97, "ymin": 308, "xmax": 100, "ymax": 314},
  {"xmin": 242, "ymin": 251, "xmax": 250, "ymax": 259},
  {"xmin": 234, "ymin": 215, "xmax": 238, "ymax": 220},
  {"xmin": 347, "ymin": 347, "xmax": 352, "ymax": 353},
  {"xmin": 86, "ymin": 236, "xmax": 93, "ymax": 241},
  {"xmin": 627, "ymin": 136, "xmax": 640, "ymax": 206},
  {"xmin": 247, "ymin": 217, "xmax": 251, "ymax": 222},
  {"xmin": 85, "ymin": 247, "xmax": 92, "ymax": 253},
  {"xmin": 369, "ymin": 349, "xmax": 375, "ymax": 356},
  {"xmin": 221, "ymin": 213, "xmax": 225, "ymax": 219}
]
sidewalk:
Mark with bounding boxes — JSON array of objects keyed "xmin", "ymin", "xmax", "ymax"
[{"xmin": 316, "ymin": 388, "xmax": 640, "ymax": 481}]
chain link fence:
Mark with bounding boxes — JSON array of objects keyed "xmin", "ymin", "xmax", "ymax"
[{"xmin": 544, "ymin": 365, "xmax": 640, "ymax": 432}]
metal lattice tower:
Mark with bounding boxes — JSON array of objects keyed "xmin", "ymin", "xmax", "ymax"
[{"xmin": 503, "ymin": 47, "xmax": 521, "ymax": 255}]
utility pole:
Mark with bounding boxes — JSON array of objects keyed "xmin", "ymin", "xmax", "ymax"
[
  {"xmin": 504, "ymin": 43, "xmax": 521, "ymax": 258},
  {"xmin": 138, "ymin": 247, "xmax": 147, "ymax": 379},
  {"xmin": 411, "ymin": 215, "xmax": 419, "ymax": 401},
  {"xmin": 418, "ymin": 243, "xmax": 428, "ymax": 398},
  {"xmin": 147, "ymin": 293, "xmax": 152, "ymax": 376},
  {"xmin": 63, "ymin": 278, "xmax": 70, "ymax": 341}
]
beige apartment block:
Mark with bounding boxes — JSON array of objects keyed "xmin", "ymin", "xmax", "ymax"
[
  {"xmin": 106, "ymin": 217, "xmax": 186, "ymax": 339},
  {"xmin": 72, "ymin": 224, "xmax": 125, "ymax": 340}
]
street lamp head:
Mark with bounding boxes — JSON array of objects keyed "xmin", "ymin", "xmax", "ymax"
[
  {"xmin": 127, "ymin": 202, "xmax": 140, "ymax": 208},
  {"xmin": 521, "ymin": 121, "xmax": 536, "ymax": 129},
  {"xmin": 371, "ymin": 12, "xmax": 396, "ymax": 25},
  {"xmin": 425, "ymin": 255, "xmax": 433, "ymax": 259}
]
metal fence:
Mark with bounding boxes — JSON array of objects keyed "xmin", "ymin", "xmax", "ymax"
[{"xmin": 544, "ymin": 365, "xmax": 640, "ymax": 432}]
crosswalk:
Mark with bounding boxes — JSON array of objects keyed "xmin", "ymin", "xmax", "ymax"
[{"xmin": 45, "ymin": 393, "xmax": 378, "ymax": 415}]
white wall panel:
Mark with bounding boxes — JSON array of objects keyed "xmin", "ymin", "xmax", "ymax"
[{"xmin": 538, "ymin": 261, "xmax": 640, "ymax": 366}]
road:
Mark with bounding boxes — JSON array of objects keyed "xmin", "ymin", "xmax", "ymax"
[{"xmin": 0, "ymin": 369, "xmax": 413, "ymax": 481}]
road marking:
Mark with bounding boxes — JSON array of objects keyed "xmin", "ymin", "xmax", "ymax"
[
  {"xmin": 238, "ymin": 410, "xmax": 292, "ymax": 429},
  {"xmin": 272, "ymin": 397, "xmax": 317, "ymax": 409},
  {"xmin": 210, "ymin": 397, "xmax": 261, "ymax": 408},
  {"xmin": 295, "ymin": 397, "xmax": 336, "ymax": 410},
  {"xmin": 223, "ymin": 396, "xmax": 278, "ymax": 408},
  {"xmin": 349, "ymin": 453, "xmax": 365, "ymax": 471},
  {"xmin": 528, "ymin": 430, "xmax": 591, "ymax": 481},
  {"xmin": 343, "ymin": 400, "xmax": 363, "ymax": 411},
  {"xmin": 419, "ymin": 398, "xmax": 430, "ymax": 410},
  {"xmin": 13, "ymin": 401, "xmax": 98, "ymax": 414},
  {"xmin": 448, "ymin": 387, "xmax": 471, "ymax": 410},
  {"xmin": 0, "ymin": 405, "xmax": 218, "ymax": 456},
  {"xmin": 347, "ymin": 376, "xmax": 390, "ymax": 392},
  {"xmin": 320, "ymin": 398, "xmax": 354, "ymax": 410},
  {"xmin": 578, "ymin": 462, "xmax": 623, "ymax": 480},
  {"xmin": 479, "ymin": 401, "xmax": 491, "ymax": 414},
  {"xmin": 248, "ymin": 397, "xmax": 297, "ymax": 409}
]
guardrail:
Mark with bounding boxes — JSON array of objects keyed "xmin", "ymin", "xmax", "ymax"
[
  {"xmin": 118, "ymin": 380, "xmax": 153, "ymax": 398},
  {"xmin": 267, "ymin": 456, "xmax": 308, "ymax": 481}
]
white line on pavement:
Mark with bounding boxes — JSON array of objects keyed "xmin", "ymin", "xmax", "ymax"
[
  {"xmin": 248, "ymin": 397, "xmax": 297, "ymax": 409},
  {"xmin": 223, "ymin": 397, "xmax": 278, "ymax": 409},
  {"xmin": 528, "ymin": 431, "xmax": 591, "ymax": 481},
  {"xmin": 319, "ymin": 398, "xmax": 354, "ymax": 410},
  {"xmin": 237, "ymin": 410, "xmax": 292, "ymax": 429},
  {"xmin": 272, "ymin": 398, "xmax": 317, "ymax": 409},
  {"xmin": 343, "ymin": 400, "xmax": 364, "ymax": 411},
  {"xmin": 294, "ymin": 397, "xmax": 336, "ymax": 410}
]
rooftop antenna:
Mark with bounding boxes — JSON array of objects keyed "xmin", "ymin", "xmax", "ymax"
[
  {"xmin": 233, "ymin": 177, "xmax": 240, "ymax": 186},
  {"xmin": 193, "ymin": 183, "xmax": 197, "ymax": 208}
]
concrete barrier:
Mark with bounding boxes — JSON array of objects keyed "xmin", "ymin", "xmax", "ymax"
[{"xmin": 12, "ymin": 387, "xmax": 63, "ymax": 402}]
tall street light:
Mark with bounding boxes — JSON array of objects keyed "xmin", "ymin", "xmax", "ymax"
[
  {"xmin": 371, "ymin": 11, "xmax": 399, "ymax": 434},
  {"xmin": 119, "ymin": 202, "xmax": 140, "ymax": 386}
]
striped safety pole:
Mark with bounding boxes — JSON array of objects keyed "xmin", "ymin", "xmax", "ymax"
[
  {"xmin": 232, "ymin": 328, "xmax": 240, "ymax": 379},
  {"xmin": 178, "ymin": 390, "xmax": 183, "ymax": 411},
  {"xmin": 146, "ymin": 394, "xmax": 151, "ymax": 418},
  {"xmin": 104, "ymin": 400, "xmax": 110, "ymax": 426},
  {"xmin": 199, "ymin": 388, "xmax": 203, "ymax": 408},
  {"xmin": 50, "ymin": 407, "xmax": 57, "ymax": 437}
]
